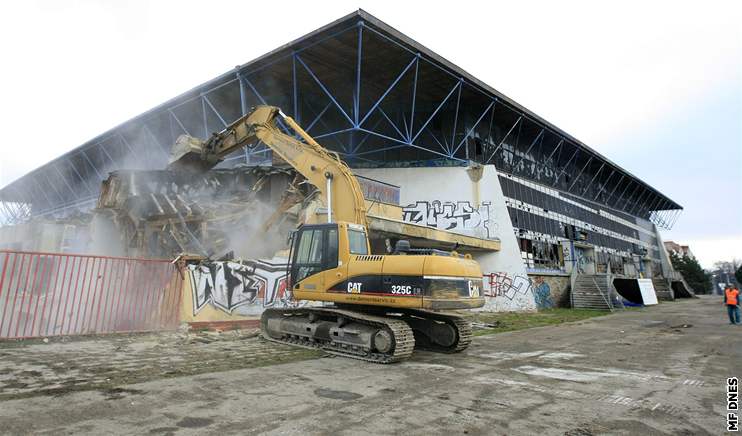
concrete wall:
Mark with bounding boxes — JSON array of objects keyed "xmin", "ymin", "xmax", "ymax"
[
  {"xmin": 652, "ymin": 224, "xmax": 675, "ymax": 279},
  {"xmin": 182, "ymin": 257, "xmax": 302, "ymax": 322},
  {"xmin": 357, "ymin": 165, "xmax": 537, "ymax": 312},
  {"xmin": 0, "ymin": 222, "xmax": 72, "ymax": 252}
]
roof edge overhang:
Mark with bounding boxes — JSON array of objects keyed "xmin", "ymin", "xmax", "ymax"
[{"xmin": 0, "ymin": 9, "xmax": 682, "ymax": 211}]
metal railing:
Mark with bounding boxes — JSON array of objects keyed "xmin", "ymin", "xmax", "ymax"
[{"xmin": 0, "ymin": 250, "xmax": 182, "ymax": 339}]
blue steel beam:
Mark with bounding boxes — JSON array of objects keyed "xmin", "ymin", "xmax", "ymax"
[
  {"xmin": 355, "ymin": 22, "xmax": 363, "ymax": 125},
  {"xmin": 407, "ymin": 54, "xmax": 420, "ymax": 142},
  {"xmin": 377, "ymin": 107, "xmax": 407, "ymax": 141},
  {"xmin": 350, "ymin": 116, "xmax": 386, "ymax": 154},
  {"xmin": 581, "ymin": 162, "xmax": 606, "ymax": 197},
  {"xmin": 594, "ymin": 169, "xmax": 617, "ymax": 201},
  {"xmin": 203, "ymin": 94, "xmax": 228, "ymax": 127},
  {"xmin": 614, "ymin": 179, "xmax": 635, "ymax": 212},
  {"xmin": 555, "ymin": 146, "xmax": 580, "ymax": 185},
  {"xmin": 296, "ymin": 55, "xmax": 354, "ymax": 127},
  {"xmin": 452, "ymin": 100, "xmax": 498, "ymax": 159},
  {"xmin": 117, "ymin": 133, "xmax": 137, "ymax": 155},
  {"xmin": 606, "ymin": 173, "xmax": 626, "ymax": 205},
  {"xmin": 511, "ymin": 127, "xmax": 545, "ymax": 171},
  {"xmin": 29, "ymin": 178, "xmax": 55, "ymax": 212},
  {"xmin": 449, "ymin": 80, "xmax": 463, "ymax": 156},
  {"xmin": 486, "ymin": 115, "xmax": 523, "ymax": 164},
  {"xmin": 142, "ymin": 124, "xmax": 170, "ymax": 162},
  {"xmin": 358, "ymin": 128, "xmax": 464, "ymax": 161},
  {"xmin": 411, "ymin": 81, "xmax": 461, "ymax": 143},
  {"xmin": 80, "ymin": 151, "xmax": 104, "ymax": 181},
  {"xmin": 359, "ymin": 56, "xmax": 417, "ymax": 127},
  {"xmin": 567, "ymin": 155, "xmax": 594, "ymax": 193},
  {"xmin": 304, "ymin": 102, "xmax": 332, "ymax": 133},
  {"xmin": 52, "ymin": 164, "xmax": 79, "ymax": 198},
  {"xmin": 425, "ymin": 128, "xmax": 448, "ymax": 155},
  {"xmin": 621, "ymin": 182, "xmax": 643, "ymax": 213},
  {"xmin": 628, "ymin": 187, "xmax": 648, "ymax": 215},
  {"xmin": 66, "ymin": 158, "xmax": 95, "ymax": 196}
]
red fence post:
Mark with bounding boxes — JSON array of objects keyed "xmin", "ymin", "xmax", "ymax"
[
  {"xmin": 116, "ymin": 259, "xmax": 135, "ymax": 332},
  {"xmin": 101, "ymin": 258, "xmax": 124, "ymax": 333},
  {"xmin": 7, "ymin": 254, "xmax": 31, "ymax": 338},
  {"xmin": 168, "ymin": 264, "xmax": 184, "ymax": 328},
  {"xmin": 139, "ymin": 262, "xmax": 160, "ymax": 331},
  {"xmin": 163, "ymin": 264, "xmax": 179, "ymax": 329},
  {"xmin": 26, "ymin": 254, "xmax": 51, "ymax": 338},
  {"xmin": 125, "ymin": 260, "xmax": 143, "ymax": 331},
  {"xmin": 42, "ymin": 255, "xmax": 67, "ymax": 337},
  {"xmin": 69, "ymin": 256, "xmax": 93, "ymax": 336},
  {"xmin": 0, "ymin": 253, "xmax": 12, "ymax": 338},
  {"xmin": 59, "ymin": 256, "xmax": 81, "ymax": 336},
  {"xmin": 90, "ymin": 258, "xmax": 110, "ymax": 334},
  {"xmin": 149, "ymin": 263, "xmax": 171, "ymax": 330}
]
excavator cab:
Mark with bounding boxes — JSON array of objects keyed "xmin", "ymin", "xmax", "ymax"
[
  {"xmin": 288, "ymin": 223, "xmax": 342, "ymax": 286},
  {"xmin": 288, "ymin": 221, "xmax": 485, "ymax": 311},
  {"xmin": 288, "ymin": 222, "xmax": 369, "ymax": 293}
]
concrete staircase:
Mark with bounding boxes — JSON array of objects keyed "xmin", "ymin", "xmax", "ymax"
[
  {"xmin": 667, "ymin": 271, "xmax": 697, "ymax": 298},
  {"xmin": 571, "ymin": 274, "xmax": 618, "ymax": 311},
  {"xmin": 652, "ymin": 277, "xmax": 674, "ymax": 301}
]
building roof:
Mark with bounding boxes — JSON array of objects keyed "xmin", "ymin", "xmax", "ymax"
[{"xmin": 0, "ymin": 9, "xmax": 682, "ymax": 224}]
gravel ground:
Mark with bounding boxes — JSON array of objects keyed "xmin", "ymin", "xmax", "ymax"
[
  {"xmin": 0, "ymin": 328, "xmax": 321, "ymax": 400},
  {"xmin": 0, "ymin": 296, "xmax": 735, "ymax": 435}
]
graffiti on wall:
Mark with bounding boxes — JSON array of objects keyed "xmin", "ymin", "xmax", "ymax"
[
  {"xmin": 188, "ymin": 259, "xmax": 299, "ymax": 315},
  {"xmin": 402, "ymin": 200, "xmax": 495, "ymax": 238},
  {"xmin": 485, "ymin": 272, "xmax": 531, "ymax": 300},
  {"xmin": 562, "ymin": 245, "xmax": 594, "ymax": 274},
  {"xmin": 483, "ymin": 272, "xmax": 555, "ymax": 310},
  {"xmin": 532, "ymin": 276, "xmax": 553, "ymax": 309}
]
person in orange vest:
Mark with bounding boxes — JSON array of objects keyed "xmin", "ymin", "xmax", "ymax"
[{"xmin": 724, "ymin": 284, "xmax": 740, "ymax": 325}]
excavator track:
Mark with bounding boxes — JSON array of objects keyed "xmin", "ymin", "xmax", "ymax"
[
  {"xmin": 331, "ymin": 305, "xmax": 474, "ymax": 354},
  {"xmin": 399, "ymin": 309, "xmax": 473, "ymax": 353},
  {"xmin": 261, "ymin": 307, "xmax": 415, "ymax": 363}
]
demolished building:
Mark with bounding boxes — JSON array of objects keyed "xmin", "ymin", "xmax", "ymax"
[{"xmin": 0, "ymin": 10, "xmax": 694, "ymax": 322}]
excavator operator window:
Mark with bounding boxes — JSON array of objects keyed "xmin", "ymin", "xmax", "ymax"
[
  {"xmin": 291, "ymin": 225, "xmax": 339, "ymax": 285},
  {"xmin": 348, "ymin": 229, "xmax": 368, "ymax": 255}
]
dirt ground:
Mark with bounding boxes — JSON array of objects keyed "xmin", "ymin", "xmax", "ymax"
[{"xmin": 0, "ymin": 296, "xmax": 736, "ymax": 435}]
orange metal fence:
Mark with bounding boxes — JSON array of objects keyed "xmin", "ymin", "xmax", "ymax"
[{"xmin": 0, "ymin": 250, "xmax": 182, "ymax": 339}]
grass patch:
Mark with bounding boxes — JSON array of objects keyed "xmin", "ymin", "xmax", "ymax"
[{"xmin": 466, "ymin": 308, "xmax": 610, "ymax": 336}]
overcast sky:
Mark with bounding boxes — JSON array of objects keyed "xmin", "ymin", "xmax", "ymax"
[{"xmin": 0, "ymin": 0, "xmax": 740, "ymax": 267}]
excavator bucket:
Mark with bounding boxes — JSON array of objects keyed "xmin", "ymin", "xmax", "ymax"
[
  {"xmin": 166, "ymin": 106, "xmax": 281, "ymax": 174},
  {"xmin": 167, "ymin": 135, "xmax": 216, "ymax": 173}
]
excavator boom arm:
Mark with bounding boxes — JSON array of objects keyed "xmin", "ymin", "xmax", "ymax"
[{"xmin": 167, "ymin": 105, "xmax": 367, "ymax": 226}]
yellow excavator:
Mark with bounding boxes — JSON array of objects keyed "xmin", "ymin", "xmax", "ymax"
[{"xmin": 168, "ymin": 105, "xmax": 485, "ymax": 363}]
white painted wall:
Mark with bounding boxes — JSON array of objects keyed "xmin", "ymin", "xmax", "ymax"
[{"xmin": 356, "ymin": 165, "xmax": 536, "ymax": 312}]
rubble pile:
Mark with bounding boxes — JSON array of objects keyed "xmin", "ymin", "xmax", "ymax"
[{"xmin": 93, "ymin": 165, "xmax": 317, "ymax": 259}]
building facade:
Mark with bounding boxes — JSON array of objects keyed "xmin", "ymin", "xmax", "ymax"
[{"xmin": 0, "ymin": 10, "xmax": 684, "ymax": 310}]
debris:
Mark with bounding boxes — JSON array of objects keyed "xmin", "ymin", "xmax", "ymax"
[
  {"xmin": 470, "ymin": 321, "xmax": 500, "ymax": 330},
  {"xmin": 3, "ymin": 164, "xmax": 319, "ymax": 260}
]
